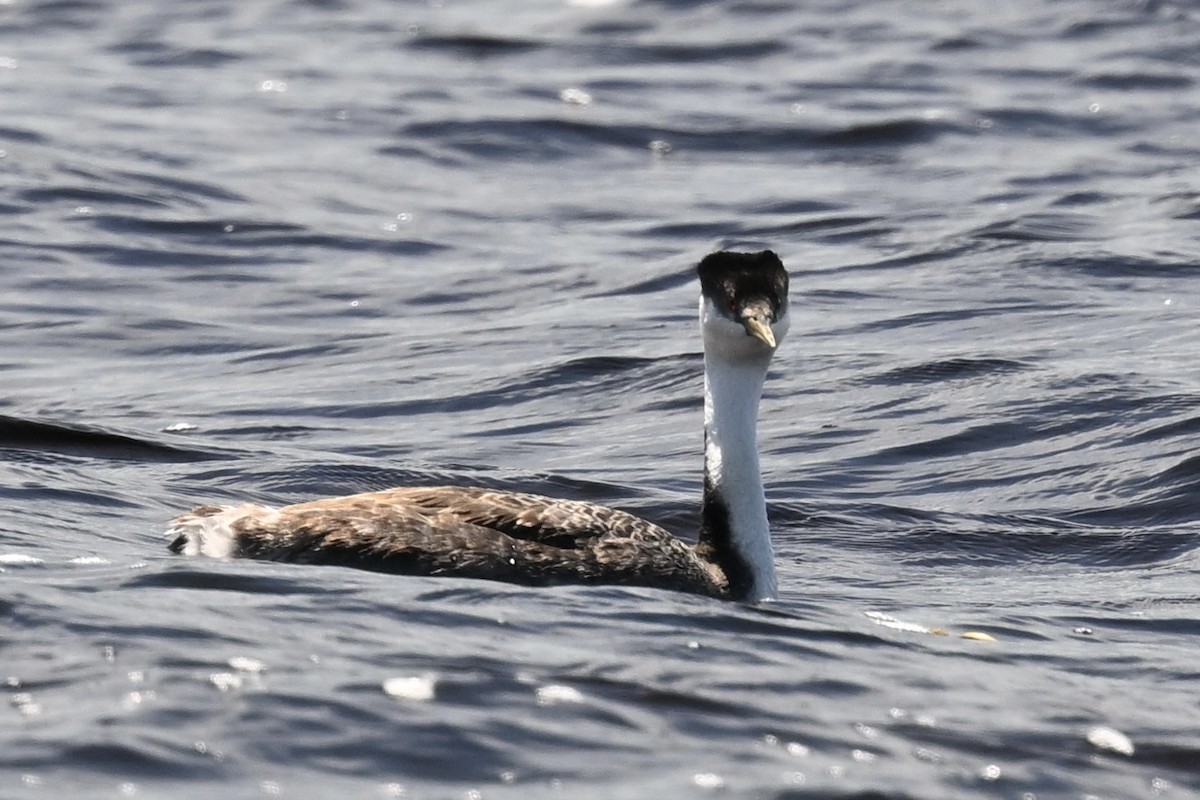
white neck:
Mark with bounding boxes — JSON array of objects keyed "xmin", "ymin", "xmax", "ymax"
[{"xmin": 699, "ymin": 298, "xmax": 780, "ymax": 601}]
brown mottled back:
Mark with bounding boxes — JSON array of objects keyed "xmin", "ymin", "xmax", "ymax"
[{"xmin": 177, "ymin": 486, "xmax": 729, "ymax": 598}]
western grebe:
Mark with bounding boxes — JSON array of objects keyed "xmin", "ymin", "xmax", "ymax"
[{"xmin": 168, "ymin": 249, "xmax": 789, "ymax": 601}]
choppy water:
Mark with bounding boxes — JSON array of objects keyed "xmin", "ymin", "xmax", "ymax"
[{"xmin": 3, "ymin": 0, "xmax": 1200, "ymax": 797}]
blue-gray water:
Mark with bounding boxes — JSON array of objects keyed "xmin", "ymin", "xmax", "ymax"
[{"xmin": 3, "ymin": 1, "xmax": 1199, "ymax": 798}]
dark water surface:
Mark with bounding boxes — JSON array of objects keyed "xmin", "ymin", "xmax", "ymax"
[{"xmin": 3, "ymin": 0, "xmax": 1199, "ymax": 797}]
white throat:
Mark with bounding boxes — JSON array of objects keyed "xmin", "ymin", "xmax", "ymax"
[{"xmin": 699, "ymin": 297, "xmax": 785, "ymax": 601}]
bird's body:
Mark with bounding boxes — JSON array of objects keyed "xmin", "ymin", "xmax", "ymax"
[
  {"xmin": 169, "ymin": 250, "xmax": 790, "ymax": 602},
  {"xmin": 170, "ymin": 486, "xmax": 729, "ymax": 596}
]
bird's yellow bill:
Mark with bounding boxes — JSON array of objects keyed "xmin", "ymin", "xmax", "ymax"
[{"xmin": 743, "ymin": 316, "xmax": 776, "ymax": 348}]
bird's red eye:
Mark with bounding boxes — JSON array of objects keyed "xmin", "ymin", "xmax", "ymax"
[{"xmin": 728, "ymin": 300, "xmax": 738, "ymax": 312}]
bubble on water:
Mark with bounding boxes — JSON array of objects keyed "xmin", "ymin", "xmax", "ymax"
[
  {"xmin": 229, "ymin": 657, "xmax": 266, "ymax": 674},
  {"xmin": 1086, "ymin": 725, "xmax": 1134, "ymax": 756},
  {"xmin": 535, "ymin": 684, "xmax": 583, "ymax": 706},
  {"xmin": 383, "ymin": 674, "xmax": 437, "ymax": 702},
  {"xmin": 559, "ymin": 87, "xmax": 592, "ymax": 106},
  {"xmin": 209, "ymin": 672, "xmax": 242, "ymax": 692}
]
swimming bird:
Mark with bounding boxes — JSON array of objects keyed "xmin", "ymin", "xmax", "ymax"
[{"xmin": 168, "ymin": 249, "xmax": 790, "ymax": 601}]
